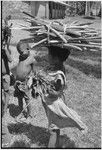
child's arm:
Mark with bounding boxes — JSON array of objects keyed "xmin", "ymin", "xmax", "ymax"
[
  {"xmin": 4, "ymin": 48, "xmax": 12, "ymax": 62},
  {"xmin": 47, "ymin": 88, "xmax": 62, "ymax": 98},
  {"xmin": 47, "ymin": 79, "xmax": 63, "ymax": 98},
  {"xmin": 47, "ymin": 73, "xmax": 65, "ymax": 98},
  {"xmin": 26, "ymin": 53, "xmax": 37, "ymax": 65}
]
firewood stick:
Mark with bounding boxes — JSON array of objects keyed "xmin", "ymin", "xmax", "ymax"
[
  {"xmin": 48, "ymin": 43, "xmax": 82, "ymax": 51},
  {"xmin": 36, "ymin": 31, "xmax": 57, "ymax": 37},
  {"xmin": 76, "ymin": 22, "xmax": 93, "ymax": 26},
  {"xmin": 46, "ymin": 25, "xmax": 67, "ymax": 43},
  {"xmin": 68, "ymin": 43, "xmax": 101, "ymax": 49},
  {"xmin": 62, "ymin": 44, "xmax": 82, "ymax": 51},
  {"xmin": 78, "ymin": 30, "xmax": 97, "ymax": 33},
  {"xmin": 66, "ymin": 37, "xmax": 101, "ymax": 40},
  {"xmin": 51, "ymin": 24, "xmax": 81, "ymax": 37},
  {"xmin": 52, "ymin": 20, "xmax": 64, "ymax": 26},
  {"xmin": 89, "ymin": 42, "xmax": 101, "ymax": 46},
  {"xmin": 31, "ymin": 38, "xmax": 47, "ymax": 48},
  {"xmin": 67, "ymin": 25, "xmax": 88, "ymax": 29},
  {"xmin": 18, "ymin": 26, "xmax": 43, "ymax": 30},
  {"xmin": 85, "ymin": 33, "xmax": 98, "ymax": 35},
  {"xmin": 85, "ymin": 39, "xmax": 101, "ymax": 43},
  {"xmin": 23, "ymin": 11, "xmax": 50, "ymax": 25},
  {"xmin": 23, "ymin": 11, "xmax": 36, "ymax": 19}
]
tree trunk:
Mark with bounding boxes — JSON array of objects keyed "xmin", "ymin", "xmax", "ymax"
[{"xmin": 85, "ymin": 1, "xmax": 91, "ymax": 16}]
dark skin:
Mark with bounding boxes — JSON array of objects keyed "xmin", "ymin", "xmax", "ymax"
[
  {"xmin": 38, "ymin": 54, "xmax": 63, "ymax": 98},
  {"xmin": 16, "ymin": 50, "xmax": 37, "ymax": 81},
  {"xmin": 2, "ymin": 46, "xmax": 12, "ymax": 116},
  {"xmin": 48, "ymin": 86, "xmax": 62, "ymax": 97},
  {"xmin": 15, "ymin": 49, "xmax": 37, "ymax": 118},
  {"xmin": 2, "ymin": 48, "xmax": 12, "ymax": 75}
]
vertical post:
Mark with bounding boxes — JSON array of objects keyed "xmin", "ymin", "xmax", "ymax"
[
  {"xmin": 53, "ymin": 2, "xmax": 55, "ymax": 19},
  {"xmin": 62, "ymin": 6, "xmax": 64, "ymax": 17},
  {"xmin": 59, "ymin": 4, "xmax": 60, "ymax": 19},
  {"xmin": 85, "ymin": 1, "xmax": 91, "ymax": 16},
  {"xmin": 61, "ymin": 5, "xmax": 63, "ymax": 18},
  {"xmin": 52, "ymin": 2, "xmax": 54, "ymax": 19},
  {"xmin": 50, "ymin": 2, "xmax": 53, "ymax": 19},
  {"xmin": 52, "ymin": 2, "xmax": 53, "ymax": 19},
  {"xmin": 58, "ymin": 4, "xmax": 60, "ymax": 19},
  {"xmin": 55, "ymin": 3, "xmax": 57, "ymax": 19},
  {"xmin": 54, "ymin": 3, "xmax": 56, "ymax": 19},
  {"xmin": 75, "ymin": 2, "xmax": 77, "ymax": 14},
  {"xmin": 56, "ymin": 3, "xmax": 58, "ymax": 19},
  {"xmin": 45, "ymin": 1, "xmax": 49, "ymax": 19},
  {"xmin": 31, "ymin": 1, "xmax": 36, "ymax": 17},
  {"xmin": 31, "ymin": 1, "xmax": 38, "ymax": 26}
]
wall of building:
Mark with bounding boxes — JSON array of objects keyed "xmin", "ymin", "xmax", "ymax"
[
  {"xmin": 31, "ymin": 1, "xmax": 66, "ymax": 19},
  {"xmin": 31, "ymin": 1, "xmax": 48, "ymax": 19},
  {"xmin": 49, "ymin": 2, "xmax": 66, "ymax": 19}
]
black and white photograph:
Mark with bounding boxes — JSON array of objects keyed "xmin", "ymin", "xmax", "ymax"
[{"xmin": 1, "ymin": 0, "xmax": 101, "ymax": 148}]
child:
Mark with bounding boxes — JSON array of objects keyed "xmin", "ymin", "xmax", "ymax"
[
  {"xmin": 38, "ymin": 45, "xmax": 87, "ymax": 148},
  {"xmin": 2, "ymin": 32, "xmax": 12, "ymax": 117},
  {"xmin": 14, "ymin": 41, "xmax": 37, "ymax": 121}
]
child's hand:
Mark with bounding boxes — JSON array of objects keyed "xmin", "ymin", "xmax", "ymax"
[
  {"xmin": 47, "ymin": 86, "xmax": 59, "ymax": 98},
  {"xmin": 38, "ymin": 70, "xmax": 47, "ymax": 79}
]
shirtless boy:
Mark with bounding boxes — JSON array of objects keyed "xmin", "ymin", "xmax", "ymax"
[{"xmin": 14, "ymin": 41, "xmax": 37, "ymax": 121}]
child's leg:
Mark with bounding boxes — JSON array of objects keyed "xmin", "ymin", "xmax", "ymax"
[
  {"xmin": 24, "ymin": 95, "xmax": 31, "ymax": 118},
  {"xmin": 14, "ymin": 85, "xmax": 23, "ymax": 112},
  {"xmin": 18, "ymin": 95, "xmax": 23, "ymax": 112},
  {"xmin": 2, "ymin": 75, "xmax": 10, "ymax": 116},
  {"xmin": 48, "ymin": 129, "xmax": 60, "ymax": 148},
  {"xmin": 3, "ymin": 90, "xmax": 10, "ymax": 116},
  {"xmin": 48, "ymin": 129, "xmax": 57, "ymax": 148},
  {"xmin": 55, "ymin": 129, "xmax": 60, "ymax": 147}
]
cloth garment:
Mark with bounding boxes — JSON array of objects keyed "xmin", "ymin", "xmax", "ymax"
[
  {"xmin": 41, "ymin": 70, "xmax": 87, "ymax": 132},
  {"xmin": 14, "ymin": 78, "xmax": 32, "ymax": 117},
  {"xmin": 2, "ymin": 50, "xmax": 10, "ymax": 75}
]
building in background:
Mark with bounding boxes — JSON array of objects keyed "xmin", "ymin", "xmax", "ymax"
[{"xmin": 30, "ymin": 1, "xmax": 72, "ymax": 19}]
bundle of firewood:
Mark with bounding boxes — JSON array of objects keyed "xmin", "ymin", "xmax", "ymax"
[{"xmin": 18, "ymin": 11, "xmax": 101, "ymax": 51}]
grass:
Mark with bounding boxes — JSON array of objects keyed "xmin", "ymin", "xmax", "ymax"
[{"xmin": 2, "ymin": 17, "xmax": 101, "ymax": 148}]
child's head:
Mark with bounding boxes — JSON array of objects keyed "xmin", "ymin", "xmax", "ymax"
[
  {"xmin": 47, "ymin": 45, "xmax": 70, "ymax": 73},
  {"xmin": 16, "ymin": 41, "xmax": 30, "ymax": 55},
  {"xmin": 48, "ymin": 45, "xmax": 70, "ymax": 63}
]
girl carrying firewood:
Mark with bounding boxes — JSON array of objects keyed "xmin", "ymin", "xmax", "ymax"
[{"xmin": 33, "ymin": 45, "xmax": 88, "ymax": 148}]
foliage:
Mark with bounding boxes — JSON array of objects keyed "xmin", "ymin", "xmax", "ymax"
[
  {"xmin": 65, "ymin": 1, "xmax": 86, "ymax": 16},
  {"xmin": 76, "ymin": 1, "xmax": 86, "ymax": 15}
]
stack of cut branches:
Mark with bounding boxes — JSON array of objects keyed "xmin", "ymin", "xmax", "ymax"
[{"xmin": 18, "ymin": 11, "xmax": 101, "ymax": 51}]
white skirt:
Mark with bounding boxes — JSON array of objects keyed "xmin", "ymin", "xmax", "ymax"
[{"xmin": 42, "ymin": 96, "xmax": 87, "ymax": 133}]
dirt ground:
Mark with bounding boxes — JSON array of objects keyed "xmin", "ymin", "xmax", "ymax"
[{"xmin": 2, "ymin": 17, "xmax": 101, "ymax": 148}]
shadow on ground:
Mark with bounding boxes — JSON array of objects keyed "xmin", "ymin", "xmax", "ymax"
[
  {"xmin": 8, "ymin": 104, "xmax": 21, "ymax": 117},
  {"xmin": 66, "ymin": 57, "xmax": 101, "ymax": 78},
  {"xmin": 7, "ymin": 123, "xmax": 76, "ymax": 148}
]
